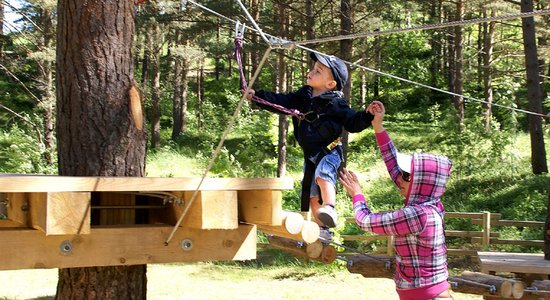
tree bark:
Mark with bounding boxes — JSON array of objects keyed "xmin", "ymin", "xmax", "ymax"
[
  {"xmin": 482, "ymin": 10, "xmax": 496, "ymax": 131},
  {"xmin": 453, "ymin": 0, "xmax": 465, "ymax": 126},
  {"xmin": 340, "ymin": 0, "xmax": 353, "ymax": 166},
  {"xmin": 150, "ymin": 14, "xmax": 162, "ymax": 149},
  {"xmin": 545, "ymin": 181, "xmax": 550, "ymax": 259},
  {"xmin": 276, "ymin": 1, "xmax": 288, "ymax": 177},
  {"xmin": 56, "ymin": 1, "xmax": 147, "ymax": 298},
  {"xmin": 520, "ymin": 0, "xmax": 547, "ymax": 174},
  {"xmin": 36, "ymin": 6, "xmax": 55, "ymax": 166},
  {"xmin": 0, "ymin": 0, "xmax": 4, "ymax": 59},
  {"xmin": 171, "ymin": 32, "xmax": 190, "ymax": 139}
]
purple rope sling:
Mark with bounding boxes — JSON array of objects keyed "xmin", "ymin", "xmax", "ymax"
[{"xmin": 233, "ymin": 38, "xmax": 303, "ymax": 119}]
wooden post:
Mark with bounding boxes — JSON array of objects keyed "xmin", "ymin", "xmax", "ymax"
[
  {"xmin": 345, "ymin": 255, "xmax": 394, "ymax": 278},
  {"xmin": 386, "ymin": 235, "xmax": 394, "ymax": 256},
  {"xmin": 482, "ymin": 211, "xmax": 491, "ymax": 247}
]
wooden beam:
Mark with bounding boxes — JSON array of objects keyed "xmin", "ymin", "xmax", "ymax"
[
  {"xmin": 237, "ymin": 190, "xmax": 283, "ymax": 225},
  {"xmin": 0, "ymin": 175, "xmax": 294, "ymax": 192},
  {"xmin": 180, "ymin": 191, "xmax": 238, "ymax": 229},
  {"xmin": 5, "ymin": 192, "xmax": 90, "ymax": 235},
  {"xmin": 0, "ymin": 224, "xmax": 256, "ymax": 270},
  {"xmin": 33, "ymin": 192, "xmax": 90, "ymax": 235}
]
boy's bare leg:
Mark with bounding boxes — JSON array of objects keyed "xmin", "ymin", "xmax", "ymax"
[
  {"xmin": 310, "ymin": 196, "xmax": 323, "ymax": 225},
  {"xmin": 316, "ymin": 177, "xmax": 335, "ymax": 207},
  {"xmin": 315, "ymin": 177, "xmax": 338, "ymax": 228}
]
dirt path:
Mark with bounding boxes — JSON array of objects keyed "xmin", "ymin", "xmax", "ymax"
[{"xmin": 0, "ymin": 264, "xmax": 481, "ymax": 300}]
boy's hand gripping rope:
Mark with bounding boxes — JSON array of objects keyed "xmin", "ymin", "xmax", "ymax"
[{"xmin": 233, "ymin": 25, "xmax": 303, "ymax": 119}]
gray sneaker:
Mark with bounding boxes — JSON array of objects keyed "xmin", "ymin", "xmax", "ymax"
[
  {"xmin": 318, "ymin": 205, "xmax": 338, "ymax": 228},
  {"xmin": 319, "ymin": 227, "xmax": 333, "ymax": 243}
]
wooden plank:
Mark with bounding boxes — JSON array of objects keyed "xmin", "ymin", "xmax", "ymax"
[
  {"xmin": 342, "ymin": 235, "xmax": 386, "ymax": 242},
  {"xmin": 472, "ymin": 237, "xmax": 543, "ymax": 247},
  {"xmin": 445, "ymin": 230, "xmax": 499, "ymax": 238},
  {"xmin": 491, "ymin": 220, "xmax": 544, "ymax": 228},
  {"xmin": 27, "ymin": 192, "xmax": 91, "ymax": 235},
  {"xmin": 0, "ymin": 175, "xmax": 294, "ymax": 192},
  {"xmin": 445, "ymin": 212, "xmax": 486, "ymax": 219},
  {"xmin": 237, "ymin": 190, "xmax": 283, "ymax": 225},
  {"xmin": 478, "ymin": 251, "xmax": 550, "ymax": 275},
  {"xmin": 0, "ymin": 224, "xmax": 256, "ymax": 270}
]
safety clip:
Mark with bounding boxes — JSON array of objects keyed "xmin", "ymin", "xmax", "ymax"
[{"xmin": 235, "ymin": 21, "xmax": 246, "ymax": 39}]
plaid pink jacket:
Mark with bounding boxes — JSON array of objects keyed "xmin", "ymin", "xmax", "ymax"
[{"xmin": 352, "ymin": 131, "xmax": 452, "ymax": 298}]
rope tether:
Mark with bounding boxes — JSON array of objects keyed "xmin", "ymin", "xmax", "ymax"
[{"xmin": 233, "ymin": 37, "xmax": 304, "ymax": 119}]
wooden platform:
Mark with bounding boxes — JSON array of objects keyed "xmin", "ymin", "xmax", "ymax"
[
  {"xmin": 0, "ymin": 174, "xmax": 297, "ymax": 270},
  {"xmin": 0, "ymin": 174, "xmax": 294, "ymax": 192},
  {"xmin": 478, "ymin": 251, "xmax": 550, "ymax": 275}
]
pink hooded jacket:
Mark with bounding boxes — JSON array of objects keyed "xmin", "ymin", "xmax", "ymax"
[{"xmin": 352, "ymin": 130, "xmax": 452, "ymax": 300}]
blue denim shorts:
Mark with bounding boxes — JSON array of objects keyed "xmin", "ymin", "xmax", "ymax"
[{"xmin": 306, "ymin": 149, "xmax": 342, "ymax": 198}]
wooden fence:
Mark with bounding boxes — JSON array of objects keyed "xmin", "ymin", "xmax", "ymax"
[{"xmin": 342, "ymin": 212, "xmax": 545, "ymax": 257}]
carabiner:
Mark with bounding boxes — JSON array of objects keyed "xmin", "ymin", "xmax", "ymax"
[{"xmin": 235, "ymin": 21, "xmax": 246, "ymax": 39}]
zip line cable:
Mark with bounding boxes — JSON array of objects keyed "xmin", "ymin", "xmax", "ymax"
[
  {"xmin": 187, "ymin": 0, "xmax": 550, "ymax": 119},
  {"xmin": 295, "ymin": 9, "xmax": 550, "ymax": 45},
  {"xmin": 165, "ymin": 2, "xmax": 278, "ymax": 245}
]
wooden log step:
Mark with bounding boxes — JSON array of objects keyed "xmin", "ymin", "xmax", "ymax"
[
  {"xmin": 258, "ymin": 220, "xmax": 319, "ymax": 244},
  {"xmin": 344, "ymin": 255, "xmax": 394, "ymax": 278},
  {"xmin": 454, "ymin": 271, "xmax": 524, "ymax": 299},
  {"xmin": 266, "ymin": 236, "xmax": 335, "ymax": 264}
]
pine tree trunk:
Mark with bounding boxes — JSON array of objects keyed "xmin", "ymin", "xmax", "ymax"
[
  {"xmin": 340, "ymin": 0, "xmax": 353, "ymax": 166},
  {"xmin": 171, "ymin": 31, "xmax": 183, "ymax": 140},
  {"xmin": 276, "ymin": 2, "xmax": 288, "ymax": 177},
  {"xmin": 520, "ymin": 0, "xmax": 548, "ymax": 174},
  {"xmin": 482, "ymin": 10, "xmax": 495, "ymax": 131},
  {"xmin": 197, "ymin": 58, "xmax": 204, "ymax": 130},
  {"xmin": 0, "ymin": 0, "xmax": 4, "ymax": 59},
  {"xmin": 56, "ymin": 1, "xmax": 147, "ymax": 298},
  {"xmin": 37, "ymin": 7, "xmax": 55, "ymax": 165},
  {"xmin": 453, "ymin": 0, "xmax": 465, "ymax": 126},
  {"xmin": 545, "ymin": 181, "xmax": 550, "ymax": 260},
  {"xmin": 150, "ymin": 18, "xmax": 161, "ymax": 149}
]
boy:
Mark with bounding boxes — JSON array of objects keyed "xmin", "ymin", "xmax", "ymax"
[
  {"xmin": 245, "ymin": 52, "xmax": 374, "ymax": 239},
  {"xmin": 339, "ymin": 101, "xmax": 453, "ymax": 300}
]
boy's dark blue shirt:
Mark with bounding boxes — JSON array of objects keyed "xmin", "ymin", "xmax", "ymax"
[{"xmin": 255, "ymin": 86, "xmax": 374, "ymax": 157}]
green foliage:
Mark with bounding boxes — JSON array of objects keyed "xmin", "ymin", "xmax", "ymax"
[{"xmin": 0, "ymin": 125, "xmax": 56, "ymax": 174}]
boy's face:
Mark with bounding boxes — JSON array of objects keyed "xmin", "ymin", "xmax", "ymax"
[{"xmin": 307, "ymin": 62, "xmax": 337, "ymax": 92}]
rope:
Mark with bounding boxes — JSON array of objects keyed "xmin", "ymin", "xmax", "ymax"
[
  {"xmin": 233, "ymin": 38, "xmax": 303, "ymax": 118},
  {"xmin": 164, "ymin": 46, "xmax": 274, "ymax": 245},
  {"xmin": 188, "ymin": 1, "xmax": 549, "ymax": 120},
  {"xmin": 295, "ymin": 9, "xmax": 550, "ymax": 46}
]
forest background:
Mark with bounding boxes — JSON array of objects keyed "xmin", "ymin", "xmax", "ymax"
[{"xmin": 0, "ymin": 0, "xmax": 550, "ymax": 261}]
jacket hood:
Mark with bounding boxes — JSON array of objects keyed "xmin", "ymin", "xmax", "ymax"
[{"xmin": 406, "ymin": 153, "xmax": 452, "ymax": 209}]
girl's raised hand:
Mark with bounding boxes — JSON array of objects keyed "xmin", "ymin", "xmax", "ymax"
[{"xmin": 338, "ymin": 168, "xmax": 363, "ymax": 198}]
